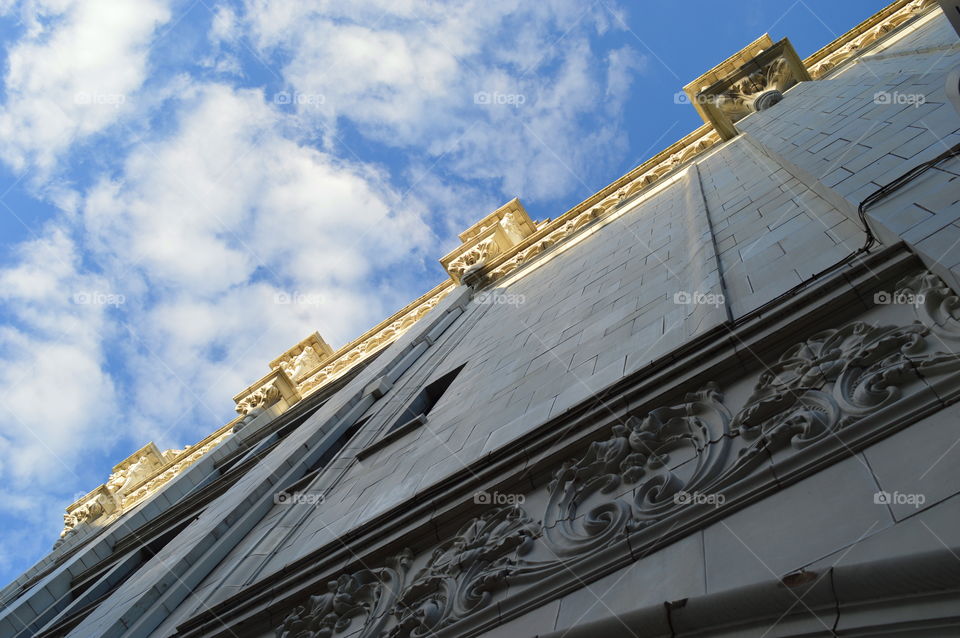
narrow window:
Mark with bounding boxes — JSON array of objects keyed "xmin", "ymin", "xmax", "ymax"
[{"xmin": 388, "ymin": 363, "xmax": 466, "ymax": 433}]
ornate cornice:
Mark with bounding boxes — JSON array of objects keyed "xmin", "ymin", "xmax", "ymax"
[
  {"xmin": 55, "ymin": 430, "xmax": 235, "ymax": 546},
  {"xmin": 686, "ymin": 37, "xmax": 811, "ymax": 139},
  {"xmin": 270, "ymin": 332, "xmax": 335, "ymax": 383},
  {"xmin": 803, "ymin": 0, "xmax": 938, "ymax": 78},
  {"xmin": 440, "ymin": 198, "xmax": 538, "ymax": 283}
]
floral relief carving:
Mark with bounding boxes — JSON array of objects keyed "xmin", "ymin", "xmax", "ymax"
[
  {"xmin": 235, "ymin": 379, "xmax": 282, "ymax": 418},
  {"xmin": 898, "ymin": 271, "xmax": 960, "ymax": 342},
  {"xmin": 274, "ymin": 507, "xmax": 539, "ymax": 638},
  {"xmin": 711, "ymin": 56, "xmax": 796, "ymax": 119},
  {"xmin": 276, "ymin": 550, "xmax": 412, "ymax": 638},
  {"xmin": 389, "ymin": 506, "xmax": 540, "ymax": 638},
  {"xmin": 543, "ymin": 384, "xmax": 732, "ymax": 556},
  {"xmin": 806, "ymin": 0, "xmax": 936, "ymax": 78},
  {"xmin": 446, "ymin": 237, "xmax": 501, "ymax": 280},
  {"xmin": 275, "ymin": 272, "xmax": 960, "ymax": 638}
]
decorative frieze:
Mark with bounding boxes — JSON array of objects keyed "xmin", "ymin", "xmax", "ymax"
[
  {"xmin": 271, "ymin": 270, "xmax": 960, "ymax": 638},
  {"xmin": 57, "ymin": 443, "xmax": 188, "ymax": 546},
  {"xmin": 297, "ymin": 286, "xmax": 450, "ymax": 395},
  {"xmin": 274, "ymin": 506, "xmax": 540, "ymax": 638},
  {"xmin": 804, "ymin": 0, "xmax": 937, "ymax": 78}
]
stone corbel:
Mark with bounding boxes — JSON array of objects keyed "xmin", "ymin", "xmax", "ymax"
[
  {"xmin": 232, "ymin": 367, "xmax": 301, "ymax": 432},
  {"xmin": 105, "ymin": 442, "xmax": 168, "ymax": 497},
  {"xmin": 440, "ymin": 198, "xmax": 537, "ymax": 284},
  {"xmin": 56, "ymin": 485, "xmax": 117, "ymax": 547},
  {"xmin": 684, "ymin": 36, "xmax": 811, "ymax": 140},
  {"xmin": 269, "ymin": 331, "xmax": 335, "ymax": 383}
]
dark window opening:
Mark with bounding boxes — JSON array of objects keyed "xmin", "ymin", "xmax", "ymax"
[{"xmin": 388, "ymin": 363, "xmax": 466, "ymax": 433}]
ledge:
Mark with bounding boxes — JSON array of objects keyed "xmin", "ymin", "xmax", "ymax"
[{"xmin": 356, "ymin": 413, "xmax": 428, "ymax": 461}]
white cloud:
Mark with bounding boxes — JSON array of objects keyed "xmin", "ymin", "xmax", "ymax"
[
  {"xmin": 0, "ymin": 0, "xmax": 171, "ymax": 174},
  {"xmin": 81, "ymin": 83, "xmax": 434, "ymax": 444},
  {"xmin": 0, "ymin": 0, "xmax": 647, "ymax": 566},
  {"xmin": 243, "ymin": 0, "xmax": 645, "ymax": 203},
  {"xmin": 0, "ymin": 227, "xmax": 119, "ymax": 487},
  {"xmin": 202, "ymin": 4, "xmax": 243, "ymax": 76}
]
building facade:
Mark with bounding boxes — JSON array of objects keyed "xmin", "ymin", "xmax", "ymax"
[{"xmin": 3, "ymin": 0, "xmax": 960, "ymax": 635}]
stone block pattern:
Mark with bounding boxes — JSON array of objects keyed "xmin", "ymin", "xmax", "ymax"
[
  {"xmin": 738, "ymin": 11, "xmax": 960, "ymax": 289},
  {"xmin": 697, "ymin": 137, "xmax": 866, "ymax": 317}
]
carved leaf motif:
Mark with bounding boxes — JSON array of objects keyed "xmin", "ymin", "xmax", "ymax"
[
  {"xmin": 630, "ymin": 385, "xmax": 732, "ymax": 523},
  {"xmin": 544, "ymin": 384, "xmax": 731, "ymax": 550},
  {"xmin": 898, "ymin": 271, "xmax": 960, "ymax": 342},
  {"xmin": 275, "ymin": 550, "xmax": 411, "ymax": 638},
  {"xmin": 389, "ymin": 506, "xmax": 539, "ymax": 638}
]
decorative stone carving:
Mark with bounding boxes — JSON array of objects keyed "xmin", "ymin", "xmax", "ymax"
[
  {"xmin": 270, "ymin": 332, "xmax": 335, "ymax": 383},
  {"xmin": 276, "ymin": 550, "xmax": 412, "ymax": 638},
  {"xmin": 233, "ymin": 368, "xmax": 301, "ymax": 432},
  {"xmin": 56, "ymin": 443, "xmax": 169, "ymax": 546},
  {"xmin": 297, "ymin": 288, "xmax": 448, "ymax": 396},
  {"xmin": 273, "ymin": 507, "xmax": 539, "ymax": 638},
  {"xmin": 897, "ymin": 270, "xmax": 960, "ymax": 342},
  {"xmin": 481, "ymin": 129, "xmax": 721, "ymax": 284},
  {"xmin": 544, "ymin": 385, "xmax": 732, "ymax": 556},
  {"xmin": 389, "ymin": 506, "xmax": 540, "ymax": 638},
  {"xmin": 118, "ymin": 437, "xmax": 228, "ymax": 509},
  {"xmin": 685, "ymin": 37, "xmax": 811, "ymax": 140},
  {"xmin": 55, "ymin": 432, "xmax": 237, "ymax": 548},
  {"xmin": 56, "ymin": 487, "xmax": 117, "ymax": 547},
  {"xmin": 806, "ymin": 0, "xmax": 937, "ymax": 78},
  {"xmin": 440, "ymin": 199, "xmax": 537, "ymax": 283}
]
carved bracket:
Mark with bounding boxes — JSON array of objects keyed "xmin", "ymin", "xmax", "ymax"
[
  {"xmin": 441, "ymin": 199, "xmax": 536, "ymax": 284},
  {"xmin": 684, "ymin": 37, "xmax": 811, "ymax": 140},
  {"xmin": 271, "ymin": 332, "xmax": 335, "ymax": 383},
  {"xmin": 233, "ymin": 367, "xmax": 301, "ymax": 429}
]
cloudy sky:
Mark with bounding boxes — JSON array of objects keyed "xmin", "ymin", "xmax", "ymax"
[{"xmin": 0, "ymin": 0, "xmax": 886, "ymax": 585}]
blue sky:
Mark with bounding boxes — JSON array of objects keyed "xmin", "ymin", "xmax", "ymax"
[{"xmin": 0, "ymin": 0, "xmax": 888, "ymax": 587}]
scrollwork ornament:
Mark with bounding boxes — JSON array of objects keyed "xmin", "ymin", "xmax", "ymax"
[
  {"xmin": 897, "ymin": 271, "xmax": 960, "ymax": 341},
  {"xmin": 271, "ymin": 271, "xmax": 960, "ymax": 638},
  {"xmin": 544, "ymin": 384, "xmax": 732, "ymax": 550},
  {"xmin": 276, "ymin": 550, "xmax": 412, "ymax": 638},
  {"xmin": 389, "ymin": 506, "xmax": 539, "ymax": 638}
]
